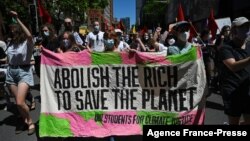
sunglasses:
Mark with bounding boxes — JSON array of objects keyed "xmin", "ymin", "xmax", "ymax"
[{"xmin": 64, "ymin": 22, "xmax": 72, "ymax": 25}]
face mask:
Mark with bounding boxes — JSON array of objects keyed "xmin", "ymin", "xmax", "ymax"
[
  {"xmin": 120, "ymin": 36, "xmax": 124, "ymax": 41},
  {"xmin": 125, "ymin": 36, "xmax": 129, "ymax": 41},
  {"xmin": 144, "ymin": 36, "xmax": 149, "ymax": 40},
  {"xmin": 104, "ymin": 39, "xmax": 114, "ymax": 49},
  {"xmin": 226, "ymin": 30, "xmax": 230, "ymax": 35},
  {"xmin": 178, "ymin": 31, "xmax": 190, "ymax": 42},
  {"xmin": 63, "ymin": 39, "xmax": 70, "ymax": 48},
  {"xmin": 247, "ymin": 31, "xmax": 250, "ymax": 37},
  {"xmin": 43, "ymin": 31, "xmax": 49, "ymax": 37},
  {"xmin": 209, "ymin": 34, "xmax": 212, "ymax": 39},
  {"xmin": 168, "ymin": 38, "xmax": 175, "ymax": 45},
  {"xmin": 65, "ymin": 25, "xmax": 72, "ymax": 31},
  {"xmin": 94, "ymin": 26, "xmax": 100, "ymax": 32}
]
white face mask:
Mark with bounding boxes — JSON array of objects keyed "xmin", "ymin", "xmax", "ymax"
[
  {"xmin": 63, "ymin": 39, "xmax": 70, "ymax": 48},
  {"xmin": 178, "ymin": 31, "xmax": 190, "ymax": 42},
  {"xmin": 94, "ymin": 26, "xmax": 100, "ymax": 32},
  {"xmin": 104, "ymin": 39, "xmax": 115, "ymax": 49},
  {"xmin": 209, "ymin": 34, "xmax": 212, "ymax": 39},
  {"xmin": 168, "ymin": 38, "xmax": 175, "ymax": 45},
  {"xmin": 43, "ymin": 31, "xmax": 50, "ymax": 36}
]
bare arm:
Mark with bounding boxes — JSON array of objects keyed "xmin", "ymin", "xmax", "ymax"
[
  {"xmin": 223, "ymin": 57, "xmax": 250, "ymax": 72},
  {"xmin": 56, "ymin": 48, "xmax": 63, "ymax": 53},
  {"xmin": 136, "ymin": 38, "xmax": 146, "ymax": 52},
  {"xmin": 10, "ymin": 11, "xmax": 32, "ymax": 42}
]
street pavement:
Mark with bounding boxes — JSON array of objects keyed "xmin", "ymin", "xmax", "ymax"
[{"xmin": 0, "ymin": 74, "xmax": 228, "ymax": 141}]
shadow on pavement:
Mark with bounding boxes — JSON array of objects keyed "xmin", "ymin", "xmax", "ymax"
[
  {"xmin": 206, "ymin": 100, "xmax": 224, "ymax": 110},
  {"xmin": 0, "ymin": 103, "xmax": 20, "ymax": 127},
  {"xmin": 31, "ymin": 84, "xmax": 40, "ymax": 91},
  {"xmin": 0, "ymin": 114, "xmax": 19, "ymax": 127}
]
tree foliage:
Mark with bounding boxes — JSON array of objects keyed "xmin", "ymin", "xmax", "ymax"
[
  {"xmin": 44, "ymin": 0, "xmax": 109, "ymax": 22},
  {"xmin": 0, "ymin": 0, "xmax": 109, "ymax": 26},
  {"xmin": 142, "ymin": 0, "xmax": 171, "ymax": 27},
  {"xmin": 0, "ymin": 0, "xmax": 30, "ymax": 25},
  {"xmin": 143, "ymin": 0, "xmax": 169, "ymax": 15}
]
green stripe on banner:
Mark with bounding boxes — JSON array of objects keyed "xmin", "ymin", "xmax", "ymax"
[
  {"xmin": 92, "ymin": 52, "xmax": 122, "ymax": 65},
  {"xmin": 137, "ymin": 111, "xmax": 178, "ymax": 128},
  {"xmin": 167, "ymin": 46, "xmax": 197, "ymax": 64},
  {"xmin": 77, "ymin": 111, "xmax": 104, "ymax": 126},
  {"xmin": 39, "ymin": 114, "xmax": 72, "ymax": 137}
]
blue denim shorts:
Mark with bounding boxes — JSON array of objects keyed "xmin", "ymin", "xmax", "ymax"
[{"xmin": 5, "ymin": 65, "xmax": 34, "ymax": 86}]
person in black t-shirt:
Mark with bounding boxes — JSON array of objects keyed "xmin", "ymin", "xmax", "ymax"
[{"xmin": 219, "ymin": 17, "xmax": 250, "ymax": 125}]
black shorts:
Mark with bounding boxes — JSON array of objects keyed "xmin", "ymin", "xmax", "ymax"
[{"xmin": 222, "ymin": 80, "xmax": 250, "ymax": 117}]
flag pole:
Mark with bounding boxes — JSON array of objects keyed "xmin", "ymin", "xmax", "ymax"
[
  {"xmin": 188, "ymin": 19, "xmax": 206, "ymax": 45},
  {"xmin": 33, "ymin": 0, "xmax": 39, "ymax": 33}
]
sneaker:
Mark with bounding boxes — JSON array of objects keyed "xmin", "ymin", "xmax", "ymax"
[{"xmin": 223, "ymin": 122, "xmax": 229, "ymax": 125}]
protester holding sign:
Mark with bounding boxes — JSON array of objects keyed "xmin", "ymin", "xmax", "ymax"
[
  {"xmin": 168, "ymin": 21, "xmax": 193, "ymax": 55},
  {"xmin": 103, "ymin": 31, "xmax": 119, "ymax": 52},
  {"xmin": 39, "ymin": 42, "xmax": 207, "ymax": 138},
  {"xmin": 85, "ymin": 21, "xmax": 105, "ymax": 52},
  {"xmin": 58, "ymin": 31, "xmax": 81, "ymax": 53}
]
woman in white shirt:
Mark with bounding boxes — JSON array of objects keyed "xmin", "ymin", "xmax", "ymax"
[{"xmin": 5, "ymin": 11, "xmax": 35, "ymax": 135}]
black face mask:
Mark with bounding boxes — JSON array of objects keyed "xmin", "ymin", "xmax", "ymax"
[{"xmin": 65, "ymin": 26, "xmax": 73, "ymax": 32}]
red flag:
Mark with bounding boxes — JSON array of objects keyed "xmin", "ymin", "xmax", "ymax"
[
  {"xmin": 143, "ymin": 26, "xmax": 148, "ymax": 34},
  {"xmin": 208, "ymin": 9, "xmax": 218, "ymax": 40},
  {"xmin": 139, "ymin": 26, "xmax": 148, "ymax": 35},
  {"xmin": 37, "ymin": 0, "xmax": 52, "ymax": 23},
  {"xmin": 177, "ymin": 3, "xmax": 185, "ymax": 21},
  {"xmin": 117, "ymin": 20, "xmax": 125, "ymax": 31}
]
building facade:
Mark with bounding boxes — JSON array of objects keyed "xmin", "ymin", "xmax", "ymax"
[
  {"xmin": 136, "ymin": 0, "xmax": 145, "ymax": 25},
  {"xmin": 120, "ymin": 17, "xmax": 130, "ymax": 33},
  {"xmin": 103, "ymin": 0, "xmax": 114, "ymax": 30}
]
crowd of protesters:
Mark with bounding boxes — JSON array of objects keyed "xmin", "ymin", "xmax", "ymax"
[{"xmin": 1, "ymin": 10, "xmax": 250, "ymax": 141}]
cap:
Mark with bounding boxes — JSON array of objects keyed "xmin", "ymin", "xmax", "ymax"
[
  {"xmin": 115, "ymin": 29, "xmax": 123, "ymax": 33},
  {"xmin": 0, "ymin": 41, "xmax": 7, "ymax": 51},
  {"xmin": 173, "ymin": 21, "xmax": 190, "ymax": 32},
  {"xmin": 64, "ymin": 18, "xmax": 72, "ymax": 23},
  {"xmin": 232, "ymin": 17, "xmax": 250, "ymax": 27}
]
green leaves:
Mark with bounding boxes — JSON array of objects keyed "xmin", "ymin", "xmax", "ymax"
[
  {"xmin": 0, "ymin": 0, "xmax": 109, "ymax": 33},
  {"xmin": 0, "ymin": 0, "xmax": 29, "ymax": 24},
  {"xmin": 143, "ymin": 0, "xmax": 171, "ymax": 15}
]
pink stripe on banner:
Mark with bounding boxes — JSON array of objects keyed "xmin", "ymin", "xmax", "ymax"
[
  {"xmin": 135, "ymin": 52, "xmax": 171, "ymax": 65},
  {"xmin": 41, "ymin": 48, "xmax": 91, "ymax": 66},
  {"xmin": 179, "ymin": 109, "xmax": 205, "ymax": 125},
  {"xmin": 197, "ymin": 47, "xmax": 202, "ymax": 59},
  {"xmin": 51, "ymin": 111, "xmax": 141, "ymax": 137},
  {"xmin": 121, "ymin": 51, "xmax": 171, "ymax": 65},
  {"xmin": 120, "ymin": 52, "xmax": 136, "ymax": 64}
]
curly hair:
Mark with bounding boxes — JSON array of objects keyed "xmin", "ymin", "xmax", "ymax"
[{"xmin": 9, "ymin": 24, "xmax": 27, "ymax": 45}]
